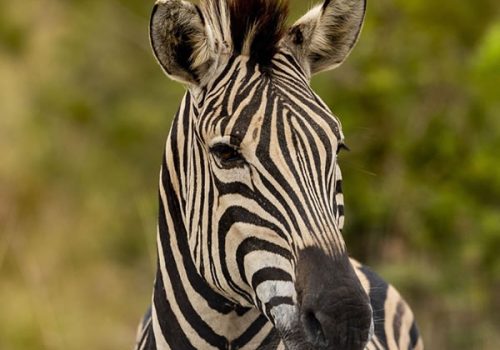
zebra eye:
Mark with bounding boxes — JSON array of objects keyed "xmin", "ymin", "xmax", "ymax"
[
  {"xmin": 337, "ymin": 142, "xmax": 350, "ymax": 155},
  {"xmin": 210, "ymin": 143, "xmax": 244, "ymax": 166}
]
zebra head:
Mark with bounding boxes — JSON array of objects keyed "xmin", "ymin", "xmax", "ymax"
[{"xmin": 150, "ymin": 0, "xmax": 371, "ymax": 349}]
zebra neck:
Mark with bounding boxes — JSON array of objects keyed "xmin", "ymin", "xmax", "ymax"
[{"xmin": 151, "ymin": 96, "xmax": 278, "ymax": 348}]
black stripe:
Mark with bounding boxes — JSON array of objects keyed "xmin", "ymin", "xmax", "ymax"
[
  {"xmin": 225, "ymin": 78, "xmax": 267, "ymax": 141},
  {"xmin": 214, "ymin": 178, "xmax": 291, "ymax": 234},
  {"xmin": 218, "ymin": 206, "xmax": 291, "ymax": 302},
  {"xmin": 360, "ymin": 265, "xmax": 389, "ymax": 349},
  {"xmin": 251, "ymin": 267, "xmax": 293, "ymax": 290},
  {"xmin": 137, "ymin": 322, "xmax": 151, "ymax": 350},
  {"xmin": 264, "ymin": 296, "xmax": 294, "ymax": 320},
  {"xmin": 409, "ymin": 319, "xmax": 420, "ymax": 348},
  {"xmin": 158, "ymin": 196, "xmax": 229, "ymax": 348},
  {"xmin": 153, "ymin": 267, "xmax": 197, "ymax": 350},
  {"xmin": 236, "ymin": 237, "xmax": 293, "ymax": 285},
  {"xmin": 143, "ymin": 327, "xmax": 156, "ymax": 350},
  {"xmin": 160, "ymin": 159, "xmax": 235, "ymax": 313},
  {"xmin": 393, "ymin": 301, "xmax": 405, "ymax": 346},
  {"xmin": 211, "ymin": 56, "xmax": 238, "ymax": 91},
  {"xmin": 337, "ymin": 205, "xmax": 345, "ymax": 217},
  {"xmin": 272, "ymin": 53, "xmax": 309, "ymax": 84},
  {"xmin": 335, "ymin": 179, "xmax": 343, "ymax": 194},
  {"xmin": 231, "ymin": 315, "xmax": 269, "ymax": 349}
]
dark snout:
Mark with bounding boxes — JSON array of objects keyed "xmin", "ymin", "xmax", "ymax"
[{"xmin": 296, "ymin": 248, "xmax": 373, "ymax": 350}]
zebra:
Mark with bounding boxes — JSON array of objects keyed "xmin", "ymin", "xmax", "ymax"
[{"xmin": 135, "ymin": 0, "xmax": 424, "ymax": 349}]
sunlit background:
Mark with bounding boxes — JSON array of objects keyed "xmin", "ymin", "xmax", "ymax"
[{"xmin": 0, "ymin": 0, "xmax": 499, "ymax": 349}]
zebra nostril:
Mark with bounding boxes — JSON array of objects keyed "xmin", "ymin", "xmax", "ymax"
[{"xmin": 301, "ymin": 310, "xmax": 328, "ymax": 347}]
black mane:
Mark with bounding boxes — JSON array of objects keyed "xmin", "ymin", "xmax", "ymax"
[{"xmin": 228, "ymin": 0, "xmax": 289, "ymax": 66}]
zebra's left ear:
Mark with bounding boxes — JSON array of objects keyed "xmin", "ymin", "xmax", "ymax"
[{"xmin": 284, "ymin": 0, "xmax": 366, "ymax": 76}]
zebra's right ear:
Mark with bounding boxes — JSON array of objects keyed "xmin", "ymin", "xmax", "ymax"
[{"xmin": 150, "ymin": 0, "xmax": 215, "ymax": 85}]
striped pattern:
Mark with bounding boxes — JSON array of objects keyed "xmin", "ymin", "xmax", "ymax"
[
  {"xmin": 136, "ymin": 0, "xmax": 423, "ymax": 349},
  {"xmin": 135, "ymin": 54, "xmax": 422, "ymax": 349}
]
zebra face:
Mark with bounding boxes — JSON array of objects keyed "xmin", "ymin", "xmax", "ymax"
[
  {"xmin": 150, "ymin": 0, "xmax": 372, "ymax": 348},
  {"xmin": 187, "ymin": 55, "xmax": 373, "ymax": 348}
]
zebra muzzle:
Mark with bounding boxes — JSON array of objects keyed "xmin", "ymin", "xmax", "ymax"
[{"xmin": 294, "ymin": 247, "xmax": 373, "ymax": 350}]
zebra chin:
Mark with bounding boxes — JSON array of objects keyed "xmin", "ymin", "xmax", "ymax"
[{"xmin": 254, "ymin": 247, "xmax": 374, "ymax": 350}]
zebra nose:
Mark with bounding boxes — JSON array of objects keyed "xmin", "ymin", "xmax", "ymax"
[{"xmin": 296, "ymin": 248, "xmax": 373, "ymax": 349}]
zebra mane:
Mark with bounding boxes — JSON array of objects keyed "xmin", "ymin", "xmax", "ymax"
[{"xmin": 202, "ymin": 0, "xmax": 289, "ymax": 66}]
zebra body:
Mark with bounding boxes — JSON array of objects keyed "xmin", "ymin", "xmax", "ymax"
[{"xmin": 136, "ymin": 0, "xmax": 423, "ymax": 349}]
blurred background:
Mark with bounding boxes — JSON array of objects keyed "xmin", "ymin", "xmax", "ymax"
[{"xmin": 0, "ymin": 0, "xmax": 499, "ymax": 349}]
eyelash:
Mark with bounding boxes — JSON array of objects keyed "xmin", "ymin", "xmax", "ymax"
[
  {"xmin": 209, "ymin": 143, "xmax": 245, "ymax": 166},
  {"xmin": 337, "ymin": 143, "xmax": 350, "ymax": 155}
]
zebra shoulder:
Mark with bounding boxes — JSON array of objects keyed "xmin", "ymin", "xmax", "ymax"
[{"xmin": 350, "ymin": 259, "xmax": 424, "ymax": 350}]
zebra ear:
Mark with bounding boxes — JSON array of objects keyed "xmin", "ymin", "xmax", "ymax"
[
  {"xmin": 285, "ymin": 0, "xmax": 366, "ymax": 76},
  {"xmin": 150, "ymin": 0, "xmax": 215, "ymax": 85}
]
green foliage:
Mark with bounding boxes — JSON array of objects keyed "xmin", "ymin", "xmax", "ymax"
[{"xmin": 0, "ymin": 0, "xmax": 498, "ymax": 349}]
